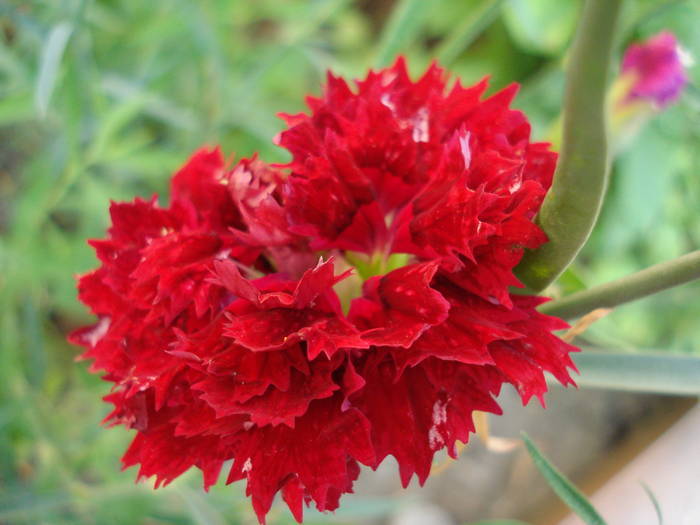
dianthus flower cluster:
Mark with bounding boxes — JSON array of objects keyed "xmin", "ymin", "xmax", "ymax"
[{"xmin": 72, "ymin": 59, "xmax": 577, "ymax": 523}]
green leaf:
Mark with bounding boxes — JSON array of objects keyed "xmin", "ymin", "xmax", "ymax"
[
  {"xmin": 556, "ymin": 267, "xmax": 588, "ymax": 295},
  {"xmin": 522, "ymin": 433, "xmax": 607, "ymax": 525},
  {"xmin": 35, "ymin": 21, "xmax": 74, "ymax": 118},
  {"xmin": 101, "ymin": 75, "xmax": 198, "ymax": 130},
  {"xmin": 603, "ymin": 125, "xmax": 675, "ymax": 253},
  {"xmin": 374, "ymin": 0, "xmax": 430, "ymax": 67},
  {"xmin": 502, "ymin": 0, "xmax": 580, "ymax": 55},
  {"xmin": 572, "ymin": 351, "xmax": 700, "ymax": 396},
  {"xmin": 0, "ymin": 92, "xmax": 34, "ymax": 126},
  {"xmin": 435, "ymin": 0, "xmax": 506, "ymax": 65}
]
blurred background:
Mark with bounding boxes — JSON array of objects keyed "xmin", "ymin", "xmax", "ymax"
[{"xmin": 1, "ymin": 0, "xmax": 699, "ymax": 523}]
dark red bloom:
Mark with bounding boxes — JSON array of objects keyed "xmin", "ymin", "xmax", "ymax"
[{"xmin": 72, "ymin": 58, "xmax": 576, "ymax": 524}]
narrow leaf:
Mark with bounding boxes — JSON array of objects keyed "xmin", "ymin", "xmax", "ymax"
[
  {"xmin": 522, "ymin": 433, "xmax": 607, "ymax": 525},
  {"xmin": 641, "ymin": 483, "xmax": 664, "ymax": 525},
  {"xmin": 374, "ymin": 0, "xmax": 429, "ymax": 67},
  {"xmin": 101, "ymin": 75, "xmax": 198, "ymax": 130},
  {"xmin": 571, "ymin": 352, "xmax": 700, "ymax": 396},
  {"xmin": 35, "ymin": 21, "xmax": 74, "ymax": 118}
]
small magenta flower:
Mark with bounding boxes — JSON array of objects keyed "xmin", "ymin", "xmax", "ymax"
[
  {"xmin": 619, "ymin": 31, "xmax": 690, "ymax": 109},
  {"xmin": 609, "ymin": 31, "xmax": 691, "ymax": 150}
]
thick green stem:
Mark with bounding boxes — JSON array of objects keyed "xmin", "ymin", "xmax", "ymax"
[
  {"xmin": 515, "ymin": 0, "xmax": 622, "ymax": 291},
  {"xmin": 540, "ymin": 250, "xmax": 700, "ymax": 320}
]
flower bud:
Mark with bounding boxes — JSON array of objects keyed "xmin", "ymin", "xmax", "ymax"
[{"xmin": 610, "ymin": 31, "xmax": 691, "ymax": 148}]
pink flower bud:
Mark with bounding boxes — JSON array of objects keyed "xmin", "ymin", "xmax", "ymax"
[{"xmin": 620, "ymin": 31, "xmax": 690, "ymax": 108}]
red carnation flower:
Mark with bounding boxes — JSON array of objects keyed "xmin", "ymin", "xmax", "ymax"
[{"xmin": 72, "ymin": 58, "xmax": 577, "ymax": 524}]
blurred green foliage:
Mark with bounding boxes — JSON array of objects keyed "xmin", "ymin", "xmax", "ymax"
[{"xmin": 0, "ymin": 0, "xmax": 699, "ymax": 523}]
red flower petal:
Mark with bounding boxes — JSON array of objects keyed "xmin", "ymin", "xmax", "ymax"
[
  {"xmin": 227, "ymin": 397, "xmax": 374, "ymax": 524},
  {"xmin": 350, "ymin": 261, "xmax": 449, "ymax": 347}
]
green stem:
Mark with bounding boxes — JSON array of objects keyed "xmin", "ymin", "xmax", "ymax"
[
  {"xmin": 515, "ymin": 0, "xmax": 622, "ymax": 291},
  {"xmin": 540, "ymin": 250, "xmax": 700, "ymax": 320}
]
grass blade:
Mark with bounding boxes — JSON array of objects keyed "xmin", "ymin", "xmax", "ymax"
[
  {"xmin": 435, "ymin": 0, "xmax": 506, "ymax": 65},
  {"xmin": 522, "ymin": 433, "xmax": 607, "ymax": 525},
  {"xmin": 572, "ymin": 352, "xmax": 700, "ymax": 396},
  {"xmin": 35, "ymin": 21, "xmax": 73, "ymax": 118},
  {"xmin": 641, "ymin": 483, "xmax": 664, "ymax": 525},
  {"xmin": 374, "ymin": 0, "xmax": 429, "ymax": 67}
]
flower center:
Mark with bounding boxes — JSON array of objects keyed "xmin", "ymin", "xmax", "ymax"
[
  {"xmin": 345, "ymin": 251, "xmax": 411, "ymax": 280},
  {"xmin": 334, "ymin": 250, "xmax": 411, "ymax": 314}
]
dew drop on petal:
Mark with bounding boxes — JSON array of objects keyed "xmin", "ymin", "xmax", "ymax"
[
  {"xmin": 459, "ymin": 131, "xmax": 471, "ymax": 169},
  {"xmin": 428, "ymin": 399, "xmax": 448, "ymax": 449},
  {"xmin": 84, "ymin": 317, "xmax": 111, "ymax": 347},
  {"xmin": 432, "ymin": 399, "xmax": 447, "ymax": 426},
  {"xmin": 508, "ymin": 179, "xmax": 522, "ymax": 193},
  {"xmin": 380, "ymin": 93, "xmax": 397, "ymax": 113},
  {"xmin": 412, "ymin": 107, "xmax": 430, "ymax": 143}
]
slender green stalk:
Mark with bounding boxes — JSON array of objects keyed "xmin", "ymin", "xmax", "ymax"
[
  {"xmin": 540, "ymin": 250, "xmax": 700, "ymax": 320},
  {"xmin": 516, "ymin": 0, "xmax": 622, "ymax": 291}
]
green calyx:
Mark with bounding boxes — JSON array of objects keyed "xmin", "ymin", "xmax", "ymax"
[
  {"xmin": 334, "ymin": 251, "xmax": 411, "ymax": 314},
  {"xmin": 345, "ymin": 251, "xmax": 411, "ymax": 281}
]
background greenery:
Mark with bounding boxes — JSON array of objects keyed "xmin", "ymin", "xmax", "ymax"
[{"xmin": 1, "ymin": 0, "xmax": 698, "ymax": 523}]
